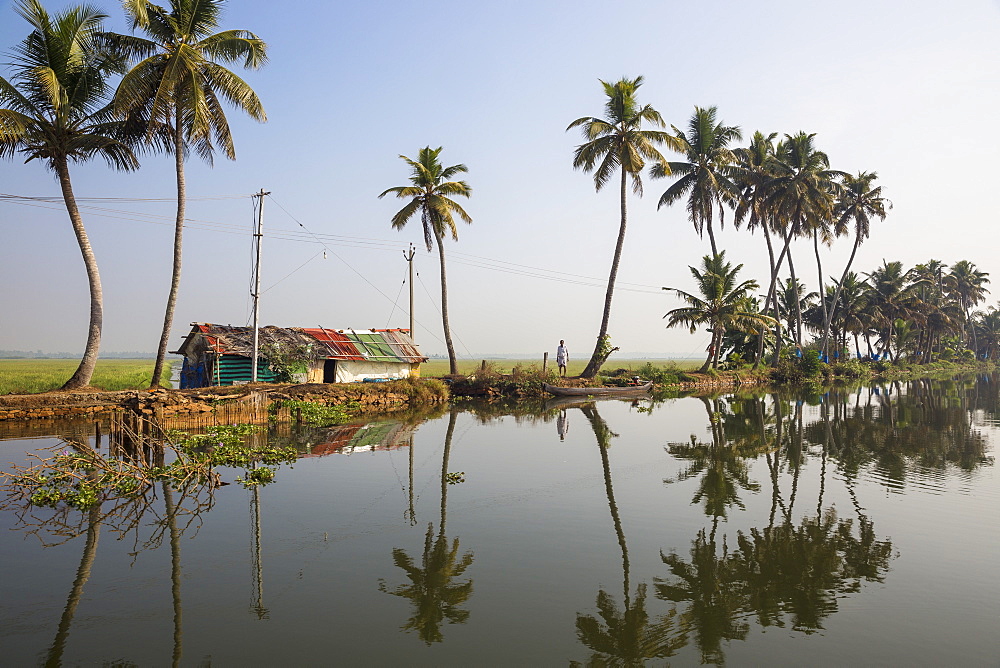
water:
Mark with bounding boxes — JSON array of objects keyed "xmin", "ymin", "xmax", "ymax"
[{"xmin": 1, "ymin": 377, "xmax": 997, "ymax": 666}]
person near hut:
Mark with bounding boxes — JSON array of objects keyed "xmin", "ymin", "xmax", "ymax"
[{"xmin": 556, "ymin": 340, "xmax": 569, "ymax": 377}]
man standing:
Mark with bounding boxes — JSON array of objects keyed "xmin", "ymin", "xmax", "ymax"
[{"xmin": 556, "ymin": 340, "xmax": 569, "ymax": 377}]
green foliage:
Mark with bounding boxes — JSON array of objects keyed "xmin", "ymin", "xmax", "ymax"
[
  {"xmin": 5, "ymin": 424, "xmax": 300, "ymax": 510},
  {"xmin": 273, "ymin": 399, "xmax": 359, "ymax": 426},
  {"xmin": 259, "ymin": 342, "xmax": 313, "ymax": 383},
  {"xmin": 445, "ymin": 471, "xmax": 465, "ymax": 485}
]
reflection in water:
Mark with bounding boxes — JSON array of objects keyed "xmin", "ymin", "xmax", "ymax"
[
  {"xmin": 44, "ymin": 501, "xmax": 102, "ymax": 667},
  {"xmin": 573, "ymin": 402, "xmax": 688, "ymax": 665},
  {"xmin": 657, "ymin": 509, "xmax": 894, "ymax": 662},
  {"xmin": 2, "ymin": 376, "xmax": 996, "ymax": 664},
  {"xmin": 379, "ymin": 410, "xmax": 474, "ymax": 645}
]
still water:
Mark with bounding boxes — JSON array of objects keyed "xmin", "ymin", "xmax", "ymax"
[{"xmin": 1, "ymin": 377, "xmax": 997, "ymax": 666}]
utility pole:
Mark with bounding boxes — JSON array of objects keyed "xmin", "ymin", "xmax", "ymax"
[
  {"xmin": 251, "ymin": 189, "xmax": 270, "ymax": 382},
  {"xmin": 404, "ymin": 244, "xmax": 415, "ymax": 341}
]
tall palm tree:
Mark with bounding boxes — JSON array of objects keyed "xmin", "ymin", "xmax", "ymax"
[
  {"xmin": 945, "ymin": 260, "xmax": 990, "ymax": 353},
  {"xmin": 824, "ymin": 172, "xmax": 890, "ymax": 356},
  {"xmin": 110, "ymin": 0, "xmax": 267, "ymax": 388},
  {"xmin": 764, "ymin": 132, "xmax": 841, "ymax": 358},
  {"xmin": 0, "ymin": 0, "xmax": 139, "ymax": 389},
  {"xmin": 864, "ymin": 260, "xmax": 912, "ymax": 359},
  {"xmin": 733, "ymin": 131, "xmax": 783, "ymax": 367},
  {"xmin": 568, "ymin": 76, "xmax": 681, "ymax": 378},
  {"xmin": 652, "ymin": 105, "xmax": 742, "ymax": 257},
  {"xmin": 664, "ymin": 252, "xmax": 776, "ymax": 372},
  {"xmin": 380, "ymin": 147, "xmax": 472, "ymax": 375}
]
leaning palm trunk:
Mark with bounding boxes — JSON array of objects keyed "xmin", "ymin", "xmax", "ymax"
[
  {"xmin": 582, "ymin": 169, "xmax": 628, "ymax": 378},
  {"xmin": 764, "ymin": 227, "xmax": 795, "ymax": 366},
  {"xmin": 150, "ymin": 117, "xmax": 187, "ymax": 388},
  {"xmin": 813, "ymin": 231, "xmax": 829, "ymax": 358},
  {"xmin": 823, "ymin": 232, "xmax": 862, "ymax": 363},
  {"xmin": 436, "ymin": 232, "xmax": 459, "ymax": 375},
  {"xmin": 57, "ymin": 161, "xmax": 103, "ymax": 390},
  {"xmin": 786, "ymin": 249, "xmax": 803, "ymax": 346},
  {"xmin": 752, "ymin": 224, "xmax": 777, "ymax": 370}
]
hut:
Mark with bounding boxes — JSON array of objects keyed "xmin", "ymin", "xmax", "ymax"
[{"xmin": 172, "ymin": 323, "xmax": 427, "ymax": 389}]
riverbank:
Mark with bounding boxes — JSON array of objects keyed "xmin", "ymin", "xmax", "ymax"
[
  {"xmin": 1, "ymin": 359, "xmax": 995, "ymax": 422},
  {"xmin": 0, "ymin": 377, "xmax": 448, "ymax": 423}
]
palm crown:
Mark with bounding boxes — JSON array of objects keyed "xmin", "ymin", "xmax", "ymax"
[
  {"xmin": 111, "ymin": 0, "xmax": 267, "ymax": 163},
  {"xmin": 0, "ymin": 0, "xmax": 136, "ymax": 170},
  {"xmin": 379, "ymin": 146, "xmax": 473, "ymax": 251}
]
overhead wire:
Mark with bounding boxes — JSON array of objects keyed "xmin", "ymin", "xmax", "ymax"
[{"xmin": 0, "ymin": 191, "xmax": 670, "ymax": 294}]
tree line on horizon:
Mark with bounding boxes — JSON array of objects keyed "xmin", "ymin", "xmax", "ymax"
[{"xmin": 1, "ymin": 2, "xmax": 992, "ymax": 388}]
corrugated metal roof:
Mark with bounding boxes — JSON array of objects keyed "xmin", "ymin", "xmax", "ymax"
[
  {"xmin": 177, "ymin": 323, "xmax": 427, "ymax": 363},
  {"xmin": 301, "ymin": 328, "xmax": 366, "ymax": 361}
]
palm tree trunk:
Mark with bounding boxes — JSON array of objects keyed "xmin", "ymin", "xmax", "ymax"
[
  {"xmin": 582, "ymin": 169, "xmax": 628, "ymax": 378},
  {"xmin": 813, "ymin": 231, "xmax": 829, "ymax": 358},
  {"xmin": 56, "ymin": 159, "xmax": 103, "ymax": 390},
  {"xmin": 706, "ymin": 219, "xmax": 719, "ymax": 258},
  {"xmin": 824, "ymin": 233, "xmax": 861, "ymax": 362},
  {"xmin": 764, "ymin": 226, "xmax": 794, "ymax": 367},
  {"xmin": 787, "ymin": 249, "xmax": 803, "ymax": 346},
  {"xmin": 151, "ymin": 118, "xmax": 187, "ymax": 389},
  {"xmin": 435, "ymin": 232, "xmax": 459, "ymax": 375}
]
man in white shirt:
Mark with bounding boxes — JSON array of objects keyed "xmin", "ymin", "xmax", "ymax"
[{"xmin": 556, "ymin": 340, "xmax": 569, "ymax": 377}]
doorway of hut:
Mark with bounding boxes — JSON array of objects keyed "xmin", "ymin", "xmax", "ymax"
[{"xmin": 323, "ymin": 360, "xmax": 337, "ymax": 383}]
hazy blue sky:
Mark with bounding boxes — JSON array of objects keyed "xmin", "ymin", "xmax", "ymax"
[{"xmin": 2, "ymin": 0, "xmax": 999, "ymax": 359}]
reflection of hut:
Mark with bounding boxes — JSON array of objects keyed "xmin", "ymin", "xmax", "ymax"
[
  {"xmin": 172, "ymin": 323, "xmax": 427, "ymax": 388},
  {"xmin": 306, "ymin": 421, "xmax": 415, "ymax": 457}
]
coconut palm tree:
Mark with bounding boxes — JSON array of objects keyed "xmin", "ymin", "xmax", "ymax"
[
  {"xmin": 380, "ymin": 147, "xmax": 472, "ymax": 375},
  {"xmin": 664, "ymin": 252, "xmax": 776, "ymax": 372},
  {"xmin": 110, "ymin": 0, "xmax": 268, "ymax": 388},
  {"xmin": 652, "ymin": 105, "xmax": 742, "ymax": 257},
  {"xmin": 568, "ymin": 76, "xmax": 681, "ymax": 378},
  {"xmin": 945, "ymin": 260, "xmax": 990, "ymax": 353},
  {"xmin": 764, "ymin": 133, "xmax": 841, "ymax": 358},
  {"xmin": 0, "ymin": 0, "xmax": 139, "ymax": 389},
  {"xmin": 864, "ymin": 261, "xmax": 912, "ymax": 359},
  {"xmin": 733, "ymin": 131, "xmax": 784, "ymax": 367},
  {"xmin": 824, "ymin": 172, "xmax": 890, "ymax": 356}
]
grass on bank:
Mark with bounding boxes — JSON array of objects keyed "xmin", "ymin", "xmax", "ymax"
[
  {"xmin": 0, "ymin": 359, "xmax": 173, "ymax": 394},
  {"xmin": 418, "ymin": 358, "xmax": 702, "ymax": 378}
]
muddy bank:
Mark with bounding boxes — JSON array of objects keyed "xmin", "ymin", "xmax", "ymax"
[{"xmin": 0, "ymin": 378, "xmax": 449, "ymax": 422}]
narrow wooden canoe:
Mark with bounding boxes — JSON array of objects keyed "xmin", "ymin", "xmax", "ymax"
[{"xmin": 542, "ymin": 381, "xmax": 653, "ymax": 397}]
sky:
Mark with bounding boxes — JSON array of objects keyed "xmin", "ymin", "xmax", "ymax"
[{"xmin": 2, "ymin": 0, "xmax": 1000, "ymax": 360}]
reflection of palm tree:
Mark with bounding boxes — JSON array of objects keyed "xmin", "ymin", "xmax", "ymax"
[
  {"xmin": 573, "ymin": 403, "xmax": 687, "ymax": 665},
  {"xmin": 380, "ymin": 410, "xmax": 474, "ymax": 644},
  {"xmin": 666, "ymin": 398, "xmax": 763, "ymax": 526},
  {"xmin": 657, "ymin": 528, "xmax": 748, "ymax": 665},
  {"xmin": 163, "ymin": 481, "xmax": 183, "ymax": 667},
  {"xmin": 573, "ymin": 584, "xmax": 686, "ymax": 667},
  {"xmin": 45, "ymin": 502, "xmax": 102, "ymax": 666}
]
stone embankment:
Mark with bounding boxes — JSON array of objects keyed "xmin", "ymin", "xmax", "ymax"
[{"xmin": 0, "ymin": 380, "xmax": 448, "ymax": 422}]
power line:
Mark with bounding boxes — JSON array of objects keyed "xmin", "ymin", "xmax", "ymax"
[{"xmin": 0, "ymin": 192, "xmax": 668, "ymax": 294}]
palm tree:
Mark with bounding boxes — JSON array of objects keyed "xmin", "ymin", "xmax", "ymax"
[
  {"xmin": 945, "ymin": 260, "xmax": 990, "ymax": 353},
  {"xmin": 110, "ymin": 0, "xmax": 267, "ymax": 388},
  {"xmin": 568, "ymin": 76, "xmax": 681, "ymax": 378},
  {"xmin": 380, "ymin": 147, "xmax": 472, "ymax": 375},
  {"xmin": 664, "ymin": 252, "xmax": 776, "ymax": 372},
  {"xmin": 864, "ymin": 260, "xmax": 912, "ymax": 359},
  {"xmin": 764, "ymin": 132, "xmax": 841, "ymax": 358},
  {"xmin": 0, "ymin": 0, "xmax": 139, "ymax": 389},
  {"xmin": 652, "ymin": 105, "xmax": 742, "ymax": 257},
  {"xmin": 733, "ymin": 131, "xmax": 782, "ymax": 367},
  {"xmin": 824, "ymin": 172, "xmax": 890, "ymax": 356}
]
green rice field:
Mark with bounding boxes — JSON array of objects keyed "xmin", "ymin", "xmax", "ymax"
[
  {"xmin": 417, "ymin": 358, "xmax": 701, "ymax": 377},
  {"xmin": 0, "ymin": 359, "xmax": 173, "ymax": 394}
]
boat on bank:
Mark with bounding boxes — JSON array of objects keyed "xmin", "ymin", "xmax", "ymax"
[{"xmin": 542, "ymin": 381, "xmax": 653, "ymax": 397}]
